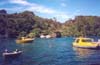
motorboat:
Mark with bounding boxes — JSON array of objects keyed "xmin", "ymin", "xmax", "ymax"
[
  {"xmin": 16, "ymin": 37, "xmax": 34, "ymax": 43},
  {"xmin": 73, "ymin": 37, "xmax": 99, "ymax": 49}
]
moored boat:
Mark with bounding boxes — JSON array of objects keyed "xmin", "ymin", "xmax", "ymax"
[
  {"xmin": 73, "ymin": 37, "xmax": 100, "ymax": 49},
  {"xmin": 16, "ymin": 37, "xmax": 34, "ymax": 43}
]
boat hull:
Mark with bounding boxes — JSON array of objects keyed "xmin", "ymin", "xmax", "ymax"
[
  {"xmin": 73, "ymin": 45, "xmax": 100, "ymax": 49},
  {"xmin": 73, "ymin": 43, "xmax": 100, "ymax": 49},
  {"xmin": 3, "ymin": 51, "xmax": 22, "ymax": 58},
  {"xmin": 16, "ymin": 38, "xmax": 34, "ymax": 43}
]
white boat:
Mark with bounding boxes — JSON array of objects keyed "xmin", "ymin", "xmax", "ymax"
[
  {"xmin": 3, "ymin": 49, "xmax": 22, "ymax": 58},
  {"xmin": 46, "ymin": 35, "xmax": 51, "ymax": 38},
  {"xmin": 40, "ymin": 35, "xmax": 46, "ymax": 38}
]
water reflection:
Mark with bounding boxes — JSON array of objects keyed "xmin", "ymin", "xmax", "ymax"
[{"xmin": 73, "ymin": 47, "xmax": 95, "ymax": 58}]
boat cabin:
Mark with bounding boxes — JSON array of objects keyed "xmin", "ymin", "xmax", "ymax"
[{"xmin": 74, "ymin": 38, "xmax": 93, "ymax": 43}]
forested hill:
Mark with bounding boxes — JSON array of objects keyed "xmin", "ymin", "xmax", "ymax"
[
  {"xmin": 62, "ymin": 16, "xmax": 100, "ymax": 36},
  {"xmin": 0, "ymin": 10, "xmax": 100, "ymax": 38},
  {"xmin": 0, "ymin": 10, "xmax": 61, "ymax": 38}
]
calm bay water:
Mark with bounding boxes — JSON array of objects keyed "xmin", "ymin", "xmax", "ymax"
[{"xmin": 0, "ymin": 37, "xmax": 100, "ymax": 65}]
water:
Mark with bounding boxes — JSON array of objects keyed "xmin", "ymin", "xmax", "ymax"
[{"xmin": 0, "ymin": 37, "xmax": 100, "ymax": 65}]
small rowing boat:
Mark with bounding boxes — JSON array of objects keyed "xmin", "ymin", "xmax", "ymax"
[{"xmin": 3, "ymin": 49, "xmax": 22, "ymax": 58}]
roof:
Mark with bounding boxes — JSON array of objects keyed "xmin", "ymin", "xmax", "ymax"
[{"xmin": 75, "ymin": 37, "xmax": 93, "ymax": 40}]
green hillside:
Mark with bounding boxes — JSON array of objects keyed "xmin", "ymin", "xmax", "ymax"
[
  {"xmin": 0, "ymin": 10, "xmax": 100, "ymax": 38},
  {"xmin": 0, "ymin": 10, "xmax": 61, "ymax": 38}
]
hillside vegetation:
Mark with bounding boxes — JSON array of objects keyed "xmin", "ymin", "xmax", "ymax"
[
  {"xmin": 0, "ymin": 10, "xmax": 61, "ymax": 38},
  {"xmin": 62, "ymin": 16, "xmax": 100, "ymax": 36},
  {"xmin": 0, "ymin": 10, "xmax": 100, "ymax": 38}
]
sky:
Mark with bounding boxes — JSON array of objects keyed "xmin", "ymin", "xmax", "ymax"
[{"xmin": 0, "ymin": 0, "xmax": 100, "ymax": 23}]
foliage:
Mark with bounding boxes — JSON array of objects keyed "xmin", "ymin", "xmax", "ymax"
[
  {"xmin": 0, "ymin": 10, "xmax": 100, "ymax": 38},
  {"xmin": 0, "ymin": 10, "xmax": 61, "ymax": 38},
  {"xmin": 63, "ymin": 16, "xmax": 100, "ymax": 36}
]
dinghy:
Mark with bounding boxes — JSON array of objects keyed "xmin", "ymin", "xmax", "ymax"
[{"xmin": 3, "ymin": 49, "xmax": 22, "ymax": 58}]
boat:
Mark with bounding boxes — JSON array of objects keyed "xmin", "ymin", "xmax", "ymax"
[
  {"xmin": 73, "ymin": 37, "xmax": 99, "ymax": 49},
  {"xmin": 16, "ymin": 37, "xmax": 34, "ymax": 43},
  {"xmin": 46, "ymin": 35, "xmax": 51, "ymax": 38},
  {"xmin": 3, "ymin": 49, "xmax": 22, "ymax": 58},
  {"xmin": 40, "ymin": 35, "xmax": 46, "ymax": 38}
]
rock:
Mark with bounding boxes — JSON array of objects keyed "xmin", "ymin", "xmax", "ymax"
[{"xmin": 55, "ymin": 32, "xmax": 62, "ymax": 38}]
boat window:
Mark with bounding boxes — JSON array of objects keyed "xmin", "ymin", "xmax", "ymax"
[
  {"xmin": 82, "ymin": 39, "xmax": 92, "ymax": 42},
  {"xmin": 76, "ymin": 39, "xmax": 79, "ymax": 43}
]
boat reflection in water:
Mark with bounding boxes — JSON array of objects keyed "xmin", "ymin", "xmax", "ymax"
[{"xmin": 73, "ymin": 47, "xmax": 95, "ymax": 58}]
